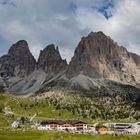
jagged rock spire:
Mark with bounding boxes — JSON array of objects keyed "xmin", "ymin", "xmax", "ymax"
[
  {"xmin": 0, "ymin": 40, "xmax": 36, "ymax": 77},
  {"xmin": 37, "ymin": 44, "xmax": 67, "ymax": 74}
]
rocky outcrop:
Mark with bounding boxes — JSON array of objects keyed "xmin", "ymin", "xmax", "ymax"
[
  {"xmin": 0, "ymin": 40, "xmax": 36, "ymax": 78},
  {"xmin": 37, "ymin": 44, "xmax": 67, "ymax": 74},
  {"xmin": 67, "ymin": 31, "xmax": 140, "ymax": 85},
  {"xmin": 129, "ymin": 52, "xmax": 140, "ymax": 66}
]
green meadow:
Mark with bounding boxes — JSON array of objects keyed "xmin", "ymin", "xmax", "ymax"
[
  {"xmin": 0, "ymin": 93, "xmax": 83, "ymax": 128},
  {"xmin": 0, "ymin": 92, "xmax": 140, "ymax": 140},
  {"xmin": 0, "ymin": 131, "xmax": 140, "ymax": 140}
]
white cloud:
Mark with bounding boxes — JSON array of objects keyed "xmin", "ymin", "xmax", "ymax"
[
  {"xmin": 75, "ymin": 0, "xmax": 140, "ymax": 55},
  {"xmin": 0, "ymin": 0, "xmax": 140, "ymax": 62},
  {"xmin": 75, "ymin": 7, "xmax": 107, "ymax": 31}
]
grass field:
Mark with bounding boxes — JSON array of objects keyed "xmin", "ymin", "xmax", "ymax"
[
  {"xmin": 0, "ymin": 93, "xmax": 140, "ymax": 140},
  {"xmin": 0, "ymin": 131, "xmax": 140, "ymax": 140},
  {"xmin": 0, "ymin": 91, "xmax": 137, "ymax": 128},
  {"xmin": 0, "ymin": 93, "xmax": 88, "ymax": 128}
]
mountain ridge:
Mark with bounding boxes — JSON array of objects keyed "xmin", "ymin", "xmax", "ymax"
[{"xmin": 0, "ymin": 31, "xmax": 140, "ymax": 96}]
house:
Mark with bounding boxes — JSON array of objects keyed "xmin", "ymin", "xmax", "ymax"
[
  {"xmin": 108, "ymin": 123, "xmax": 132, "ymax": 129},
  {"xmin": 38, "ymin": 120, "xmax": 60, "ymax": 130},
  {"xmin": 69, "ymin": 120, "xmax": 86, "ymax": 130},
  {"xmin": 86, "ymin": 124, "xmax": 96, "ymax": 130},
  {"xmin": 95, "ymin": 124, "xmax": 108, "ymax": 133},
  {"xmin": 37, "ymin": 120, "xmax": 86, "ymax": 131}
]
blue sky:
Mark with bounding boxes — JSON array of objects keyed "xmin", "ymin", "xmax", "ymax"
[
  {"xmin": 97, "ymin": 0, "xmax": 114, "ymax": 19},
  {"xmin": 0, "ymin": 0, "xmax": 140, "ymax": 62}
]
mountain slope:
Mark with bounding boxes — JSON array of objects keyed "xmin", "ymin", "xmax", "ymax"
[{"xmin": 67, "ymin": 31, "xmax": 140, "ymax": 85}]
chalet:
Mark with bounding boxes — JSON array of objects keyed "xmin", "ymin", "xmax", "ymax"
[
  {"xmin": 95, "ymin": 124, "xmax": 108, "ymax": 133},
  {"xmin": 37, "ymin": 120, "xmax": 86, "ymax": 131}
]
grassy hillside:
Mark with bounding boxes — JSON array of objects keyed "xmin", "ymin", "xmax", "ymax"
[
  {"xmin": 0, "ymin": 131, "xmax": 140, "ymax": 140},
  {"xmin": 37, "ymin": 90, "xmax": 140, "ymax": 121},
  {"xmin": 0, "ymin": 93, "xmax": 82, "ymax": 128},
  {"xmin": 0, "ymin": 89, "xmax": 140, "ymax": 139},
  {"xmin": 0, "ymin": 88, "xmax": 140, "ymax": 129}
]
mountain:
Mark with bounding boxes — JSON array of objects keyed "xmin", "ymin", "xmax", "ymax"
[
  {"xmin": 0, "ymin": 40, "xmax": 36, "ymax": 78},
  {"xmin": 37, "ymin": 44, "xmax": 67, "ymax": 74},
  {"xmin": 1, "ymin": 32, "xmax": 140, "ymax": 121},
  {"xmin": 0, "ymin": 31, "xmax": 140, "ymax": 98},
  {"xmin": 5, "ymin": 44, "xmax": 67, "ymax": 95},
  {"xmin": 67, "ymin": 31, "xmax": 140, "ymax": 85}
]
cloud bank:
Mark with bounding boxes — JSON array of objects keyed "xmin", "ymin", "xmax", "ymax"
[{"xmin": 0, "ymin": 0, "xmax": 140, "ymax": 62}]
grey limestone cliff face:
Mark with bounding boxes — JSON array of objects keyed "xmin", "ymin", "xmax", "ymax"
[
  {"xmin": 67, "ymin": 31, "xmax": 140, "ymax": 85},
  {"xmin": 129, "ymin": 52, "xmax": 140, "ymax": 66},
  {"xmin": 37, "ymin": 44, "xmax": 67, "ymax": 74},
  {"xmin": 0, "ymin": 40, "xmax": 36, "ymax": 78}
]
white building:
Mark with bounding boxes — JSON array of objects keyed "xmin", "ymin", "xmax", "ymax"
[{"xmin": 37, "ymin": 120, "xmax": 86, "ymax": 131}]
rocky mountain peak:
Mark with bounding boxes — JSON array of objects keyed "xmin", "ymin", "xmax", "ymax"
[
  {"xmin": 76, "ymin": 31, "xmax": 128, "ymax": 59},
  {"xmin": 0, "ymin": 40, "xmax": 36, "ymax": 78},
  {"xmin": 88, "ymin": 31, "xmax": 106, "ymax": 37},
  {"xmin": 67, "ymin": 31, "xmax": 140, "ymax": 84},
  {"xmin": 41, "ymin": 44, "xmax": 61, "ymax": 60},
  {"xmin": 8, "ymin": 40, "xmax": 29, "ymax": 56},
  {"xmin": 87, "ymin": 31, "xmax": 112, "ymax": 41},
  {"xmin": 37, "ymin": 44, "xmax": 67, "ymax": 74}
]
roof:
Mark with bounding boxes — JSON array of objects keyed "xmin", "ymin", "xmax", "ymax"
[
  {"xmin": 95, "ymin": 124, "xmax": 108, "ymax": 131},
  {"xmin": 40, "ymin": 120, "xmax": 85, "ymax": 125}
]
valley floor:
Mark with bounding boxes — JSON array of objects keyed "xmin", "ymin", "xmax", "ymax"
[{"xmin": 0, "ymin": 131, "xmax": 140, "ymax": 140}]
